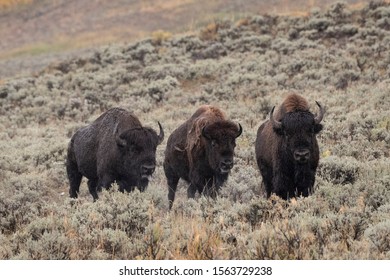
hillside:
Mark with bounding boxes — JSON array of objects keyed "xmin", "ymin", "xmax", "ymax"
[
  {"xmin": 0, "ymin": 0, "xmax": 365, "ymax": 79},
  {"xmin": 0, "ymin": 2, "xmax": 390, "ymax": 259}
]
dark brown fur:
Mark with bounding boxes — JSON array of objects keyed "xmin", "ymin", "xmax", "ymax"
[
  {"xmin": 164, "ymin": 105, "xmax": 242, "ymax": 209},
  {"xmin": 67, "ymin": 108, "xmax": 163, "ymax": 200},
  {"xmin": 255, "ymin": 94, "xmax": 324, "ymax": 199},
  {"xmin": 275, "ymin": 93, "xmax": 310, "ymax": 119}
]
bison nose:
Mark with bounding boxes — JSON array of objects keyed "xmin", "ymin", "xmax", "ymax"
[
  {"xmin": 294, "ymin": 149, "xmax": 310, "ymax": 163},
  {"xmin": 141, "ymin": 164, "xmax": 155, "ymax": 176},
  {"xmin": 220, "ymin": 159, "xmax": 233, "ymax": 173}
]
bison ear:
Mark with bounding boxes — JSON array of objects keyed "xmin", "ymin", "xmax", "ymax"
[
  {"xmin": 314, "ymin": 123, "xmax": 323, "ymax": 134},
  {"xmin": 273, "ymin": 125, "xmax": 284, "ymax": 136},
  {"xmin": 114, "ymin": 124, "xmax": 127, "ymax": 148},
  {"xmin": 201, "ymin": 126, "xmax": 212, "ymax": 141},
  {"xmin": 116, "ymin": 134, "xmax": 127, "ymax": 148}
]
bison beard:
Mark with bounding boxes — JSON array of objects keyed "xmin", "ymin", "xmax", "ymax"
[
  {"xmin": 66, "ymin": 108, "xmax": 163, "ymax": 200},
  {"xmin": 272, "ymin": 157, "xmax": 316, "ymax": 199}
]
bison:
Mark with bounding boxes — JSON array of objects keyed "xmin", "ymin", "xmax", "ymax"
[
  {"xmin": 255, "ymin": 94, "xmax": 324, "ymax": 199},
  {"xmin": 164, "ymin": 105, "xmax": 242, "ymax": 209},
  {"xmin": 66, "ymin": 108, "xmax": 164, "ymax": 200}
]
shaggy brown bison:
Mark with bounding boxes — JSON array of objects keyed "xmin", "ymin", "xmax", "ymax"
[
  {"xmin": 66, "ymin": 108, "xmax": 164, "ymax": 200},
  {"xmin": 255, "ymin": 94, "xmax": 324, "ymax": 199},
  {"xmin": 164, "ymin": 105, "xmax": 242, "ymax": 209}
]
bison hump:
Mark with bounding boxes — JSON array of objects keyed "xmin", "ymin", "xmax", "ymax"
[{"xmin": 276, "ymin": 94, "xmax": 310, "ymax": 119}]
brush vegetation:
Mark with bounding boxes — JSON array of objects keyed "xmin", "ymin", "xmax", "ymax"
[{"xmin": 0, "ymin": 2, "xmax": 390, "ymax": 259}]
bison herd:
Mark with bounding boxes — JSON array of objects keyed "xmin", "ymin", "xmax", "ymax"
[{"xmin": 66, "ymin": 94, "xmax": 325, "ymax": 208}]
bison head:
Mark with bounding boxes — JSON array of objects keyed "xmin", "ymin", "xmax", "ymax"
[
  {"xmin": 270, "ymin": 102, "xmax": 324, "ymax": 164},
  {"xmin": 116, "ymin": 122, "xmax": 164, "ymax": 191},
  {"xmin": 201, "ymin": 121, "xmax": 242, "ymax": 174}
]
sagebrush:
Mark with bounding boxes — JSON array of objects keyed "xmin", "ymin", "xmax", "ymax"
[{"xmin": 0, "ymin": 2, "xmax": 390, "ymax": 259}]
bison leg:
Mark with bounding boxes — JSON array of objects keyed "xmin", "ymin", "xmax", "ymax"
[
  {"xmin": 258, "ymin": 161, "xmax": 273, "ymax": 198},
  {"xmin": 66, "ymin": 159, "xmax": 82, "ymax": 199},
  {"xmin": 164, "ymin": 164, "xmax": 180, "ymax": 210},
  {"xmin": 167, "ymin": 176, "xmax": 179, "ymax": 210},
  {"xmin": 94, "ymin": 174, "xmax": 115, "ymax": 201},
  {"xmin": 205, "ymin": 179, "xmax": 218, "ymax": 198},
  {"xmin": 273, "ymin": 172, "xmax": 293, "ymax": 200},
  {"xmin": 295, "ymin": 167, "xmax": 315, "ymax": 197},
  {"xmin": 187, "ymin": 183, "xmax": 198, "ymax": 199},
  {"xmin": 87, "ymin": 179, "xmax": 99, "ymax": 201},
  {"xmin": 118, "ymin": 181, "xmax": 135, "ymax": 193},
  {"xmin": 210, "ymin": 173, "xmax": 229, "ymax": 198},
  {"xmin": 188, "ymin": 170, "xmax": 206, "ymax": 198}
]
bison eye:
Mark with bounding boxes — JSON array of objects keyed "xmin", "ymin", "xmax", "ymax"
[
  {"xmin": 130, "ymin": 146, "xmax": 142, "ymax": 154},
  {"xmin": 211, "ymin": 140, "xmax": 218, "ymax": 147}
]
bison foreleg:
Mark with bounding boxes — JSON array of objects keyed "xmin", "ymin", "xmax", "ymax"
[
  {"xmin": 87, "ymin": 179, "xmax": 98, "ymax": 201},
  {"xmin": 258, "ymin": 161, "xmax": 273, "ymax": 198},
  {"xmin": 208, "ymin": 174, "xmax": 228, "ymax": 199},
  {"xmin": 188, "ymin": 170, "xmax": 207, "ymax": 198},
  {"xmin": 167, "ymin": 177, "xmax": 179, "ymax": 210},
  {"xmin": 66, "ymin": 159, "xmax": 82, "ymax": 199},
  {"xmin": 94, "ymin": 174, "xmax": 115, "ymax": 201},
  {"xmin": 272, "ymin": 173, "xmax": 292, "ymax": 200},
  {"xmin": 117, "ymin": 181, "xmax": 135, "ymax": 193},
  {"xmin": 164, "ymin": 164, "xmax": 180, "ymax": 210},
  {"xmin": 202, "ymin": 178, "xmax": 215, "ymax": 198},
  {"xmin": 187, "ymin": 183, "xmax": 198, "ymax": 199}
]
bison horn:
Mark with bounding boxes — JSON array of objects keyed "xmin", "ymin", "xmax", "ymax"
[
  {"xmin": 157, "ymin": 121, "xmax": 164, "ymax": 144},
  {"xmin": 314, "ymin": 101, "xmax": 324, "ymax": 124},
  {"xmin": 270, "ymin": 106, "xmax": 282, "ymax": 130},
  {"xmin": 236, "ymin": 123, "xmax": 243, "ymax": 138}
]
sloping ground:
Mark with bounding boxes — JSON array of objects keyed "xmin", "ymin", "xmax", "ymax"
[
  {"xmin": 0, "ymin": 2, "xmax": 390, "ymax": 259},
  {"xmin": 0, "ymin": 0, "xmax": 365, "ymax": 78}
]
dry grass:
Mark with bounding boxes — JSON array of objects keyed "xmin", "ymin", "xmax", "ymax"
[
  {"xmin": 0, "ymin": 0, "xmax": 31, "ymax": 9},
  {"xmin": 0, "ymin": 2, "xmax": 390, "ymax": 260}
]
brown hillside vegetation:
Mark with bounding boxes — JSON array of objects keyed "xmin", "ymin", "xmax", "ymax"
[
  {"xmin": 0, "ymin": 0, "xmax": 367, "ymax": 78},
  {"xmin": 0, "ymin": 2, "xmax": 390, "ymax": 259}
]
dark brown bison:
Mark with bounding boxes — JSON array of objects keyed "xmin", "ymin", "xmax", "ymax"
[
  {"xmin": 164, "ymin": 105, "xmax": 242, "ymax": 209},
  {"xmin": 255, "ymin": 94, "xmax": 324, "ymax": 199},
  {"xmin": 66, "ymin": 108, "xmax": 164, "ymax": 200}
]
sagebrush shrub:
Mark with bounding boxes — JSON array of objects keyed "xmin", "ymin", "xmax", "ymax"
[{"xmin": 1, "ymin": 2, "xmax": 390, "ymax": 260}]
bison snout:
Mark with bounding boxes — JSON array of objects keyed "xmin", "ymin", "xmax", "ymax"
[
  {"xmin": 294, "ymin": 149, "xmax": 310, "ymax": 163},
  {"xmin": 141, "ymin": 164, "xmax": 156, "ymax": 178},
  {"xmin": 220, "ymin": 159, "xmax": 234, "ymax": 173}
]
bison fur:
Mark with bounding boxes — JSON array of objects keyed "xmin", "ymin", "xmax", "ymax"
[
  {"xmin": 255, "ymin": 94, "xmax": 324, "ymax": 199},
  {"xmin": 164, "ymin": 105, "xmax": 242, "ymax": 209},
  {"xmin": 66, "ymin": 108, "xmax": 164, "ymax": 200}
]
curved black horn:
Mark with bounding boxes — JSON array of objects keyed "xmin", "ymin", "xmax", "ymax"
[
  {"xmin": 270, "ymin": 106, "xmax": 282, "ymax": 130},
  {"xmin": 314, "ymin": 101, "xmax": 324, "ymax": 124},
  {"xmin": 157, "ymin": 121, "xmax": 164, "ymax": 144},
  {"xmin": 236, "ymin": 123, "xmax": 243, "ymax": 138}
]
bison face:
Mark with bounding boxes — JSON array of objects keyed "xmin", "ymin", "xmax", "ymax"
[
  {"xmin": 271, "ymin": 102, "xmax": 324, "ymax": 165},
  {"xmin": 116, "ymin": 123, "xmax": 164, "ymax": 191},
  {"xmin": 202, "ymin": 121, "xmax": 242, "ymax": 174}
]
